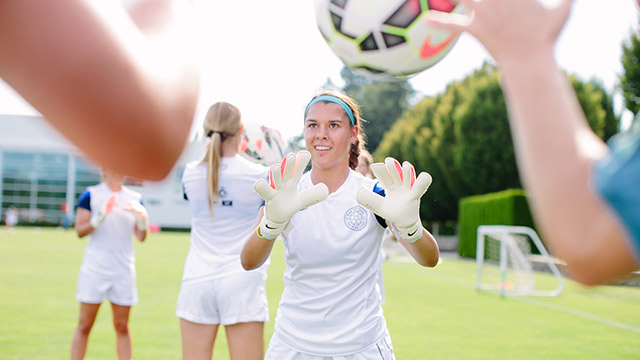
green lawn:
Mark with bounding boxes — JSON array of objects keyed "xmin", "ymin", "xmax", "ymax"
[{"xmin": 1, "ymin": 227, "xmax": 638, "ymax": 359}]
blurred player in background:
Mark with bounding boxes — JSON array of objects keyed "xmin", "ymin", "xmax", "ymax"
[
  {"xmin": 0, "ymin": 0, "xmax": 199, "ymax": 180},
  {"xmin": 3, "ymin": 205, "xmax": 18, "ymax": 234},
  {"xmin": 242, "ymin": 91, "xmax": 439, "ymax": 359},
  {"xmin": 356, "ymin": 148, "xmax": 374, "ymax": 178},
  {"xmin": 71, "ymin": 169, "xmax": 149, "ymax": 360},
  {"xmin": 428, "ymin": 0, "xmax": 640, "ymax": 285},
  {"xmin": 177, "ymin": 102, "xmax": 270, "ymax": 360}
]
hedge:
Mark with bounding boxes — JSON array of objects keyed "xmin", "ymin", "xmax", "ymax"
[{"xmin": 457, "ymin": 189, "xmax": 536, "ymax": 258}]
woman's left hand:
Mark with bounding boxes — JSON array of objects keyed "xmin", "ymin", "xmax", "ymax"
[{"xmin": 356, "ymin": 158, "xmax": 431, "ymax": 242}]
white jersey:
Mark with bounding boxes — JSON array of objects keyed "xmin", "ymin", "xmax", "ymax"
[
  {"xmin": 274, "ymin": 170, "xmax": 387, "ymax": 356},
  {"xmin": 4, "ymin": 208, "xmax": 18, "ymax": 226},
  {"xmin": 77, "ymin": 183, "xmax": 142, "ymax": 278},
  {"xmin": 180, "ymin": 155, "xmax": 270, "ymax": 284}
]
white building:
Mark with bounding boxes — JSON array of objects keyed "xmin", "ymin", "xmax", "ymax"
[{"xmin": 0, "ymin": 114, "xmax": 205, "ymax": 229}]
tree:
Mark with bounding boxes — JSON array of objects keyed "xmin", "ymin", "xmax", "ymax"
[
  {"xmin": 452, "ymin": 67, "xmax": 520, "ymax": 195},
  {"xmin": 571, "ymin": 76, "xmax": 620, "ymax": 142},
  {"xmin": 340, "ymin": 66, "xmax": 374, "ymax": 94},
  {"xmin": 377, "ymin": 63, "xmax": 619, "ymax": 223},
  {"xmin": 620, "ymin": 27, "xmax": 640, "ymax": 118},
  {"xmin": 340, "ymin": 67, "xmax": 415, "ymax": 153}
]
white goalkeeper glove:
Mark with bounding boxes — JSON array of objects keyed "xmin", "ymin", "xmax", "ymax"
[
  {"xmin": 90, "ymin": 193, "xmax": 117, "ymax": 229},
  {"xmin": 253, "ymin": 151, "xmax": 328, "ymax": 240},
  {"xmin": 356, "ymin": 158, "xmax": 432, "ymax": 243},
  {"xmin": 125, "ymin": 200, "xmax": 149, "ymax": 231}
]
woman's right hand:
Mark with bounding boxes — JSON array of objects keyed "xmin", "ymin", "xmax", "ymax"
[{"xmin": 253, "ymin": 151, "xmax": 328, "ymax": 239}]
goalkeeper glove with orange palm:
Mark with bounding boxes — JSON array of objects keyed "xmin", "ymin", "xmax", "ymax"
[{"xmin": 356, "ymin": 158, "xmax": 431, "ymax": 243}]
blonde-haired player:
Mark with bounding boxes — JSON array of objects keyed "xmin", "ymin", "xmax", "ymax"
[{"xmin": 177, "ymin": 102, "xmax": 270, "ymax": 359}]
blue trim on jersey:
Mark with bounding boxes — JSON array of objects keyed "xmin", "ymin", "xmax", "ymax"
[
  {"xmin": 593, "ymin": 119, "xmax": 640, "ymax": 262},
  {"xmin": 373, "ymin": 181, "xmax": 387, "ymax": 228},
  {"xmin": 373, "ymin": 182, "xmax": 385, "ymax": 197},
  {"xmin": 77, "ymin": 190, "xmax": 91, "ymax": 211}
]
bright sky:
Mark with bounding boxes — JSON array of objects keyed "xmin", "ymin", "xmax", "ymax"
[{"xmin": 0, "ymin": 0, "xmax": 638, "ymax": 144}]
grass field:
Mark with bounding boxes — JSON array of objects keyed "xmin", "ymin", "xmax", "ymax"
[{"xmin": 1, "ymin": 227, "xmax": 639, "ymax": 359}]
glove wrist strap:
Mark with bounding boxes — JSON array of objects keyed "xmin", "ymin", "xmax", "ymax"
[
  {"xmin": 394, "ymin": 219, "xmax": 422, "ymax": 243},
  {"xmin": 90, "ymin": 213, "xmax": 104, "ymax": 229},
  {"xmin": 136, "ymin": 218, "xmax": 148, "ymax": 231},
  {"xmin": 258, "ymin": 216, "xmax": 285, "ymax": 240}
]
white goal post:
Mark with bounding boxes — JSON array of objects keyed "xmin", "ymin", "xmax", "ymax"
[{"xmin": 476, "ymin": 225, "xmax": 564, "ymax": 297}]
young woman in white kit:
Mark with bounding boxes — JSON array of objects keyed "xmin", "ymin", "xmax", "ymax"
[
  {"xmin": 71, "ymin": 169, "xmax": 149, "ymax": 360},
  {"xmin": 177, "ymin": 102, "xmax": 270, "ymax": 359},
  {"xmin": 242, "ymin": 91, "xmax": 440, "ymax": 359}
]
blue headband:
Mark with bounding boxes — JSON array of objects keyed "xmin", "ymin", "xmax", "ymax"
[{"xmin": 304, "ymin": 94, "xmax": 356, "ymax": 126}]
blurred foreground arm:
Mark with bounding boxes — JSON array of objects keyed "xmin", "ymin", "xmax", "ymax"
[
  {"xmin": 428, "ymin": 0, "xmax": 638, "ymax": 284},
  {"xmin": 0, "ymin": 0, "xmax": 200, "ymax": 180}
]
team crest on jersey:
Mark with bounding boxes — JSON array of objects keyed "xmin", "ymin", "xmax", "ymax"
[
  {"xmin": 344, "ymin": 206, "xmax": 367, "ymax": 231},
  {"xmin": 219, "ymin": 187, "xmax": 232, "ymax": 206}
]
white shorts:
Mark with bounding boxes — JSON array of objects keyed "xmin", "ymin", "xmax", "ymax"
[
  {"xmin": 265, "ymin": 330, "xmax": 395, "ymax": 360},
  {"xmin": 76, "ymin": 271, "xmax": 138, "ymax": 306},
  {"xmin": 176, "ymin": 270, "xmax": 269, "ymax": 326}
]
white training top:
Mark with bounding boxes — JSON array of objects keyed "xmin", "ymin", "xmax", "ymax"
[
  {"xmin": 274, "ymin": 170, "xmax": 387, "ymax": 356},
  {"xmin": 4, "ymin": 208, "xmax": 18, "ymax": 226},
  {"xmin": 77, "ymin": 182, "xmax": 142, "ymax": 278},
  {"xmin": 180, "ymin": 155, "xmax": 270, "ymax": 285}
]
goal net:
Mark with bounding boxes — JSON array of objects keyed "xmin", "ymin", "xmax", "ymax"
[{"xmin": 476, "ymin": 225, "xmax": 564, "ymax": 297}]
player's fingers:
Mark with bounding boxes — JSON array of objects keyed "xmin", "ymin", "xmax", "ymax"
[
  {"xmin": 105, "ymin": 193, "xmax": 117, "ymax": 213},
  {"xmin": 356, "ymin": 187, "xmax": 387, "ymax": 218},
  {"xmin": 426, "ymin": 10, "xmax": 471, "ymax": 32},
  {"xmin": 402, "ymin": 161, "xmax": 416, "ymax": 189},
  {"xmin": 281, "ymin": 153, "xmax": 297, "ymax": 182},
  {"xmin": 254, "ymin": 179, "xmax": 276, "ymax": 201},
  {"xmin": 135, "ymin": 203, "xmax": 149, "ymax": 218},
  {"xmin": 128, "ymin": 207, "xmax": 147, "ymax": 219},
  {"xmin": 549, "ymin": 0, "xmax": 573, "ymax": 28},
  {"xmin": 443, "ymin": 0, "xmax": 475, "ymax": 11},
  {"xmin": 370, "ymin": 162, "xmax": 392, "ymax": 188},
  {"xmin": 410, "ymin": 172, "xmax": 433, "ymax": 199},
  {"xmin": 385, "ymin": 158, "xmax": 403, "ymax": 185},
  {"xmin": 270, "ymin": 163, "xmax": 283, "ymax": 189},
  {"xmin": 292, "ymin": 150, "xmax": 311, "ymax": 181},
  {"xmin": 298, "ymin": 183, "xmax": 329, "ymax": 209}
]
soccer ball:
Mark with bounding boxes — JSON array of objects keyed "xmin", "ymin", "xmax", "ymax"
[
  {"xmin": 239, "ymin": 123, "xmax": 286, "ymax": 166},
  {"xmin": 314, "ymin": 0, "xmax": 465, "ymax": 79}
]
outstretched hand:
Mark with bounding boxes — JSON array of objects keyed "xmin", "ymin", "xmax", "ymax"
[
  {"xmin": 90, "ymin": 193, "xmax": 117, "ymax": 229},
  {"xmin": 356, "ymin": 158, "xmax": 431, "ymax": 242},
  {"xmin": 427, "ymin": 0, "xmax": 573, "ymax": 65},
  {"xmin": 254, "ymin": 151, "xmax": 328, "ymax": 239},
  {"xmin": 125, "ymin": 200, "xmax": 149, "ymax": 231}
]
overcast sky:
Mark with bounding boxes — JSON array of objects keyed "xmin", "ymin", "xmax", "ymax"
[{"xmin": 1, "ymin": 0, "xmax": 638, "ymax": 143}]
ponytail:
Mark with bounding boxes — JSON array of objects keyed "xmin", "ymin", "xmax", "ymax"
[
  {"xmin": 349, "ymin": 139, "xmax": 360, "ymax": 170},
  {"xmin": 205, "ymin": 132, "xmax": 223, "ymax": 215}
]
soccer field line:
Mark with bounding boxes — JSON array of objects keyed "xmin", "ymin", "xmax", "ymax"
[
  {"xmin": 387, "ymin": 261, "xmax": 640, "ymax": 334},
  {"xmin": 513, "ymin": 296, "xmax": 640, "ymax": 334}
]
